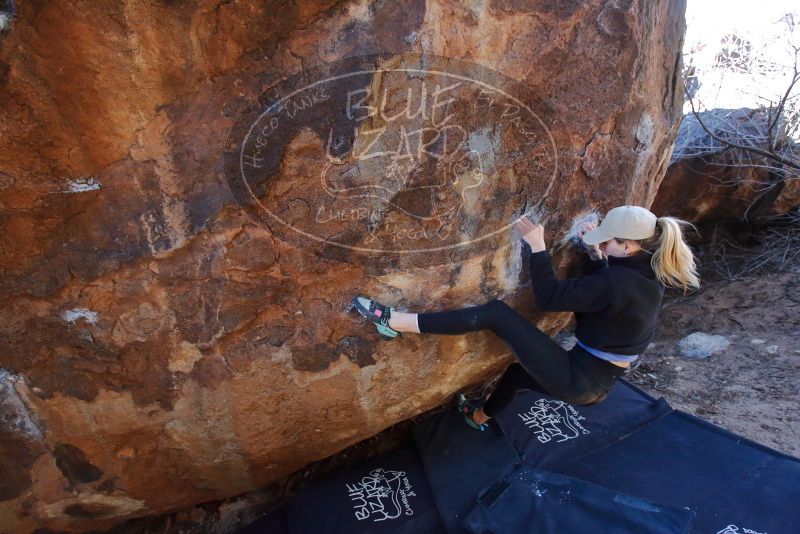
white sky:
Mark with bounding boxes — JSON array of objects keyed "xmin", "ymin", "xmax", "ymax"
[{"xmin": 684, "ymin": 0, "xmax": 799, "ymax": 114}]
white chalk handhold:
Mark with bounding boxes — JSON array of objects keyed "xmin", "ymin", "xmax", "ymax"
[
  {"xmin": 64, "ymin": 177, "xmax": 101, "ymax": 193},
  {"xmin": 61, "ymin": 308, "xmax": 99, "ymax": 324}
]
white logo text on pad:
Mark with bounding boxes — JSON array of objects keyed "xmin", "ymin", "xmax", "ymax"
[
  {"xmin": 717, "ymin": 525, "xmax": 766, "ymax": 534},
  {"xmin": 518, "ymin": 399, "xmax": 590, "ymax": 443},
  {"xmin": 345, "ymin": 468, "xmax": 416, "ymax": 522}
]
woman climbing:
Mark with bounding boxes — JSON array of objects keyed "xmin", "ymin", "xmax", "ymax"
[{"xmin": 353, "ymin": 205, "xmax": 700, "ymax": 431}]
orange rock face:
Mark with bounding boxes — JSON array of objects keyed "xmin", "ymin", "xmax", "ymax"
[{"xmin": 0, "ymin": 0, "xmax": 685, "ymax": 531}]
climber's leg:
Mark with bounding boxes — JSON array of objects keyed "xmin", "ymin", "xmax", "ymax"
[
  {"xmin": 387, "ymin": 310, "xmax": 421, "ymax": 333},
  {"xmin": 418, "ymin": 299, "xmax": 576, "ymax": 401},
  {"xmin": 481, "ymin": 362, "xmax": 548, "ymax": 418}
]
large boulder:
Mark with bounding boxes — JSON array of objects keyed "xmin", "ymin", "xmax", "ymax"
[
  {"xmin": 0, "ymin": 0, "xmax": 686, "ymax": 531},
  {"xmin": 653, "ymin": 108, "xmax": 800, "ymax": 229}
]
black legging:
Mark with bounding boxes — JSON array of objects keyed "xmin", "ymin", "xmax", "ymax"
[{"xmin": 417, "ymin": 299, "xmax": 625, "ymax": 417}]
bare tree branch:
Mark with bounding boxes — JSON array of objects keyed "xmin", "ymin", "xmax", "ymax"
[
  {"xmin": 683, "ymin": 85, "xmax": 800, "ymax": 170},
  {"xmin": 766, "ymin": 65, "xmax": 799, "ymax": 150}
]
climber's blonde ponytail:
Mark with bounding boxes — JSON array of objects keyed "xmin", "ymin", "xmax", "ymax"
[{"xmin": 645, "ymin": 217, "xmax": 700, "ymax": 291}]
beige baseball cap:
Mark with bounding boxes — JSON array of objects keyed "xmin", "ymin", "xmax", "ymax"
[{"xmin": 581, "ymin": 205, "xmax": 657, "ymax": 246}]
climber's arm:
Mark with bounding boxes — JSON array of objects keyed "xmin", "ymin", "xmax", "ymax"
[{"xmin": 528, "ymin": 250, "xmax": 616, "ymax": 313}]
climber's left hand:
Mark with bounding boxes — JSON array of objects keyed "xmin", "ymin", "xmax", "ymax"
[{"xmin": 515, "ymin": 216, "xmax": 546, "ymax": 253}]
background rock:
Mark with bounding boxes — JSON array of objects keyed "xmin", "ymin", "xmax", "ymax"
[
  {"xmin": 0, "ymin": 0, "xmax": 686, "ymax": 531},
  {"xmin": 653, "ymin": 108, "xmax": 800, "ymax": 230},
  {"xmin": 677, "ymin": 332, "xmax": 731, "ymax": 359}
]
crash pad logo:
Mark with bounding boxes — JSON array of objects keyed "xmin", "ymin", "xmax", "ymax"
[
  {"xmin": 345, "ymin": 467, "xmax": 416, "ymax": 522},
  {"xmin": 717, "ymin": 525, "xmax": 766, "ymax": 534},
  {"xmin": 518, "ymin": 399, "xmax": 590, "ymax": 444},
  {"xmin": 223, "ymin": 53, "xmax": 560, "ymax": 268}
]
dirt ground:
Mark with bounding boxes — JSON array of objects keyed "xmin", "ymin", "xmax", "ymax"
[{"xmin": 625, "ymin": 271, "xmax": 800, "ymax": 457}]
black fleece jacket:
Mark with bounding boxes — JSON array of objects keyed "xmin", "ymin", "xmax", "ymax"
[{"xmin": 529, "ymin": 249, "xmax": 665, "ymax": 355}]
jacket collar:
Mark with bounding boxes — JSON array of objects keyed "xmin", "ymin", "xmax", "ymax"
[{"xmin": 608, "ymin": 251, "xmax": 656, "ymax": 279}]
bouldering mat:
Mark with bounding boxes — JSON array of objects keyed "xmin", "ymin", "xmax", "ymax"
[{"xmin": 461, "ymin": 465, "xmax": 694, "ymax": 534}]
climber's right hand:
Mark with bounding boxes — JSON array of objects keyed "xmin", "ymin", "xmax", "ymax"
[{"xmin": 577, "ymin": 222, "xmax": 604, "ymax": 260}]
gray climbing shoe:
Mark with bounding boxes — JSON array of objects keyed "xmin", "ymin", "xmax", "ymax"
[{"xmin": 352, "ymin": 296, "xmax": 400, "ymax": 340}]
